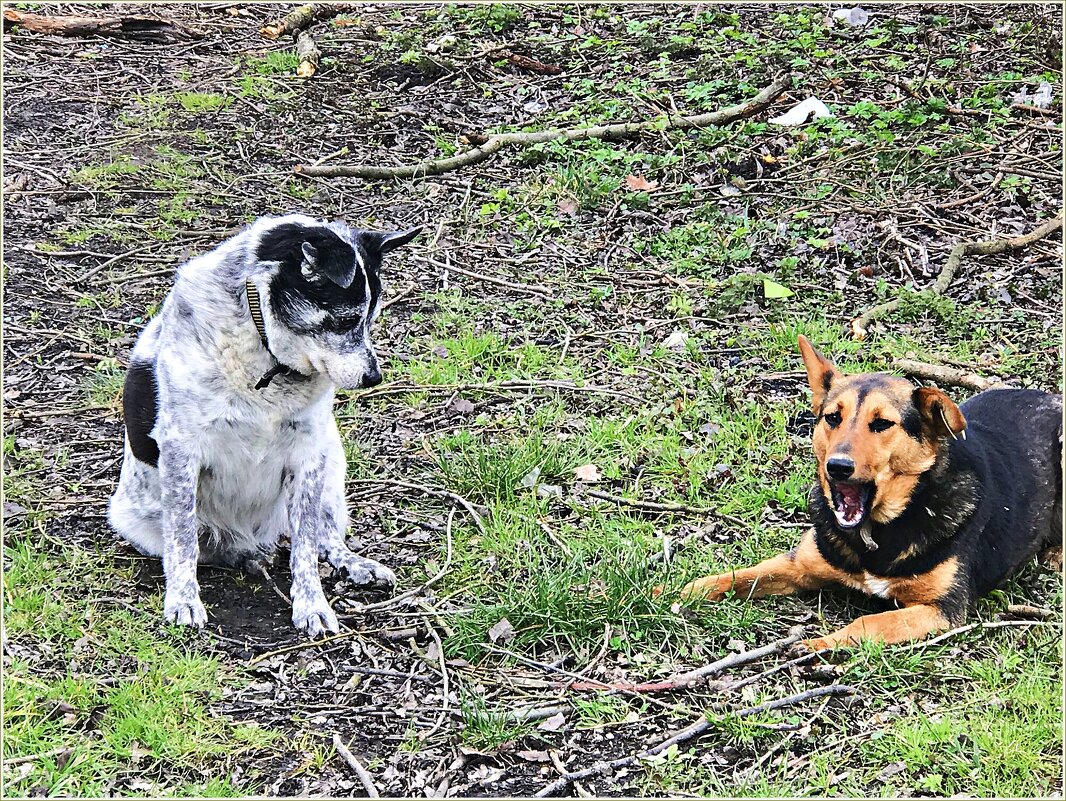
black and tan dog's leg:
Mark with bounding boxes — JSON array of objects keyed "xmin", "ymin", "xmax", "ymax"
[
  {"xmin": 679, "ymin": 529, "xmax": 850, "ymax": 601},
  {"xmin": 804, "ymin": 603, "xmax": 950, "ymax": 650}
]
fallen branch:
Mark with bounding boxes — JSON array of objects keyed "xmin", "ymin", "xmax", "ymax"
[
  {"xmin": 260, "ymin": 3, "xmax": 355, "ymax": 39},
  {"xmin": 3, "ymin": 9, "xmax": 203, "ymax": 42},
  {"xmin": 294, "ymin": 73, "xmax": 793, "ymax": 179},
  {"xmin": 534, "ymin": 684, "xmax": 856, "ymax": 797},
  {"xmin": 566, "ymin": 635, "xmax": 800, "ymax": 693},
  {"xmin": 1004, "ymin": 604, "xmax": 1056, "ymax": 620},
  {"xmin": 508, "ymin": 52, "xmax": 562, "ymax": 75},
  {"xmin": 1011, "ymin": 102, "xmax": 1059, "ymax": 117},
  {"xmin": 853, "ymin": 210, "xmax": 1064, "ymax": 338},
  {"xmin": 892, "ymin": 358, "xmax": 1009, "ymax": 393},
  {"xmin": 332, "ymin": 734, "xmax": 380, "ymax": 798},
  {"xmin": 295, "ymin": 29, "xmax": 321, "ymax": 78}
]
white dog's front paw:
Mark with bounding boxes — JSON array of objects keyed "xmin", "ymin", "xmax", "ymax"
[
  {"xmin": 334, "ymin": 554, "xmax": 396, "ymax": 591},
  {"xmin": 164, "ymin": 590, "xmax": 207, "ymax": 628},
  {"xmin": 292, "ymin": 595, "xmax": 339, "ymax": 638}
]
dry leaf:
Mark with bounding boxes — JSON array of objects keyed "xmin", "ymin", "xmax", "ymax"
[
  {"xmin": 488, "ymin": 617, "xmax": 515, "ymax": 644},
  {"xmin": 624, "ymin": 174, "xmax": 660, "ymax": 192},
  {"xmin": 447, "ymin": 397, "xmax": 475, "ymax": 415},
  {"xmin": 537, "ymin": 712, "xmax": 566, "ymax": 732},
  {"xmin": 573, "ymin": 463, "xmax": 601, "ymax": 483}
]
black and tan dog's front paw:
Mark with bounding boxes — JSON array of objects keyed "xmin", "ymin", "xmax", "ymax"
[{"xmin": 678, "ymin": 573, "xmax": 735, "ymax": 602}]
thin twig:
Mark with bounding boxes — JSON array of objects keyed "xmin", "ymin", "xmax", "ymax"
[
  {"xmin": 533, "ymin": 685, "xmax": 856, "ymax": 797},
  {"xmin": 351, "ymin": 479, "xmax": 486, "ymax": 535},
  {"xmin": 853, "ymin": 211, "xmax": 1063, "ymax": 337},
  {"xmin": 419, "ymin": 623, "xmax": 451, "ymax": 742},
  {"xmin": 332, "ymin": 734, "xmax": 380, "ymax": 798},
  {"xmin": 294, "ymin": 74, "xmax": 792, "ymax": 179},
  {"xmin": 418, "ymin": 255, "xmax": 551, "ymax": 297},
  {"xmin": 898, "ymin": 618, "xmax": 1052, "ymax": 651},
  {"xmin": 567, "ymin": 635, "xmax": 800, "ymax": 693},
  {"xmin": 585, "ymin": 489, "xmax": 747, "ymax": 527}
]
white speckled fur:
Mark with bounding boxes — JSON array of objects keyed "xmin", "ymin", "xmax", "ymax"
[{"xmin": 108, "ymin": 214, "xmax": 405, "ymax": 637}]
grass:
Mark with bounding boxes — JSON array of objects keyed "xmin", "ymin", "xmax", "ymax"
[
  {"xmin": 7, "ymin": 2, "xmax": 1062, "ymax": 797},
  {"xmin": 2, "ymin": 527, "xmax": 279, "ymax": 796}
]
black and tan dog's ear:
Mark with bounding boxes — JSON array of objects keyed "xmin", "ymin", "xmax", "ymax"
[
  {"xmin": 798, "ymin": 335, "xmax": 840, "ymax": 414},
  {"xmin": 913, "ymin": 387, "xmax": 967, "ymax": 441}
]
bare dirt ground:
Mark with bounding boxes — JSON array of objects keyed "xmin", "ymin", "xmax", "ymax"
[{"xmin": 3, "ymin": 3, "xmax": 1063, "ymax": 798}]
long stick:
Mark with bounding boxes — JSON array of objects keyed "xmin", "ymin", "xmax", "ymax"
[
  {"xmin": 332, "ymin": 734, "xmax": 380, "ymax": 798},
  {"xmin": 294, "ymin": 74, "xmax": 792, "ymax": 180},
  {"xmin": 534, "ymin": 684, "xmax": 856, "ymax": 797}
]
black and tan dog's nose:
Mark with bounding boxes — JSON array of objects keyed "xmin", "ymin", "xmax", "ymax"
[{"xmin": 826, "ymin": 456, "xmax": 855, "ymax": 481}]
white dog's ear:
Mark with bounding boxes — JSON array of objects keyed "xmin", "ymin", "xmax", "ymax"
[
  {"xmin": 257, "ymin": 222, "xmax": 358, "ymax": 288},
  {"xmin": 363, "ymin": 226, "xmax": 423, "ymax": 257}
]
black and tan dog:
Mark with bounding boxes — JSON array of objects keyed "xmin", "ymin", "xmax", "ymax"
[{"xmin": 680, "ymin": 336, "xmax": 1062, "ymax": 650}]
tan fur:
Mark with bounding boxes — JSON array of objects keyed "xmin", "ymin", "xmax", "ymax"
[
  {"xmin": 805, "ymin": 604, "xmax": 950, "ymax": 650},
  {"xmin": 679, "ymin": 529, "xmax": 855, "ymax": 601}
]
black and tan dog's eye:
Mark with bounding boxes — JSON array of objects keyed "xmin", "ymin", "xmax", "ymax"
[
  {"xmin": 869, "ymin": 418, "xmax": 895, "ymax": 433},
  {"xmin": 824, "ymin": 410, "xmax": 842, "ymax": 428}
]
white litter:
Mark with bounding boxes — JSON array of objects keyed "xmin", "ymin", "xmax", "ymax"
[
  {"xmin": 769, "ymin": 97, "xmax": 834, "ymax": 126},
  {"xmin": 1032, "ymin": 81, "xmax": 1054, "ymax": 109},
  {"xmin": 1012, "ymin": 81, "xmax": 1054, "ymax": 109},
  {"xmin": 831, "ymin": 7, "xmax": 869, "ymax": 27}
]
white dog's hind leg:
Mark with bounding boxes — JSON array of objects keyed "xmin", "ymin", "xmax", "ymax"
[{"xmin": 108, "ymin": 441, "xmax": 166, "ymax": 557}]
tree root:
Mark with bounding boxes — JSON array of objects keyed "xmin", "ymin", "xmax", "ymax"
[
  {"xmin": 294, "ymin": 73, "xmax": 793, "ymax": 180},
  {"xmin": 852, "ymin": 210, "xmax": 1064, "ymax": 339}
]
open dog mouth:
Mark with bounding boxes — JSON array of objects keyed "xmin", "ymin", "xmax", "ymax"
[{"xmin": 828, "ymin": 481, "xmax": 874, "ymax": 529}]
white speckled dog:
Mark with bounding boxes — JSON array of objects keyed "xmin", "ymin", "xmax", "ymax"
[{"xmin": 108, "ymin": 214, "xmax": 421, "ymax": 637}]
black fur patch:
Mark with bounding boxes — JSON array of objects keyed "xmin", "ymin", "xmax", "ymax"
[
  {"xmin": 123, "ymin": 360, "xmax": 160, "ymax": 467},
  {"xmin": 261, "ymin": 224, "xmax": 379, "ymax": 337},
  {"xmin": 900, "ymin": 403, "xmax": 922, "ymax": 440}
]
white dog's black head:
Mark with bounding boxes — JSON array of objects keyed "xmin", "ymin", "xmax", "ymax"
[{"xmin": 250, "ymin": 216, "xmax": 421, "ymax": 389}]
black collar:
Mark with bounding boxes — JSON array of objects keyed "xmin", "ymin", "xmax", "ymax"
[{"xmin": 245, "ymin": 280, "xmax": 307, "ymax": 390}]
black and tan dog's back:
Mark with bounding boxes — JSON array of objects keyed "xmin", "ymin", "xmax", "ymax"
[{"xmin": 681, "ymin": 336, "xmax": 1062, "ymax": 650}]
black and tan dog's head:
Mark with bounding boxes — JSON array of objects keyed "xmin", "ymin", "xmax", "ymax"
[{"xmin": 797, "ymin": 335, "xmax": 967, "ymax": 531}]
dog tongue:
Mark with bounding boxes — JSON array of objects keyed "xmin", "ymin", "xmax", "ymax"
[{"xmin": 836, "ymin": 484, "xmax": 862, "ymax": 518}]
